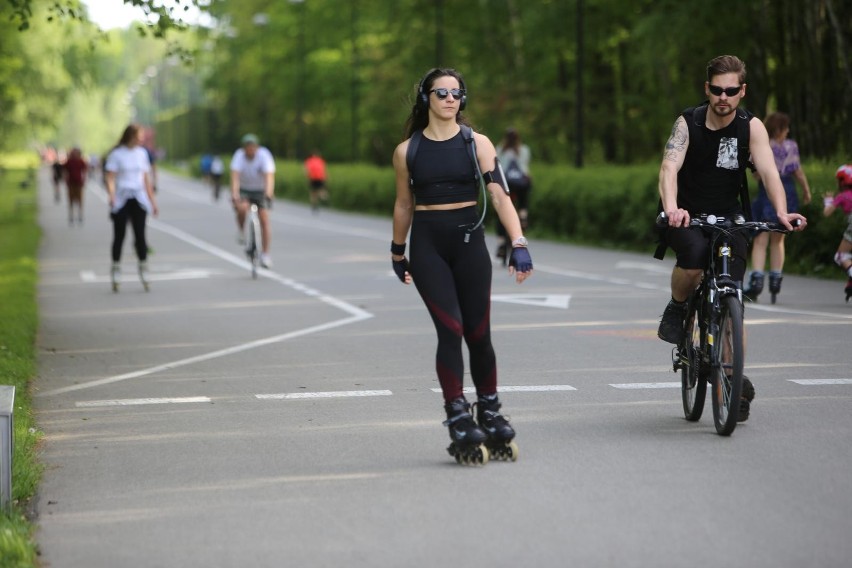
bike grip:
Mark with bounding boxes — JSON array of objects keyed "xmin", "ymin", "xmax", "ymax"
[{"xmin": 655, "ymin": 212, "xmax": 668, "ymax": 228}]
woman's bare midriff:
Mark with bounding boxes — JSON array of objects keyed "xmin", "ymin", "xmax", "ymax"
[{"xmin": 415, "ymin": 201, "xmax": 477, "ymax": 211}]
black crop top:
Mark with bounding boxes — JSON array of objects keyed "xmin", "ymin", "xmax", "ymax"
[{"xmin": 409, "ymin": 131, "xmax": 479, "ymax": 205}]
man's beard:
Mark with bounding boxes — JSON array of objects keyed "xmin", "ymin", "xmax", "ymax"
[{"xmin": 709, "ymin": 101, "xmax": 736, "ymax": 118}]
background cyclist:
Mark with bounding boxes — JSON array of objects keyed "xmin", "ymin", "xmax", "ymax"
[
  {"xmin": 230, "ymin": 133, "xmax": 276, "ymax": 268},
  {"xmin": 655, "ymin": 54, "xmax": 807, "ymax": 420}
]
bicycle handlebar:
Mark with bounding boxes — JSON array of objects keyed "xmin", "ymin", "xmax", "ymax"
[{"xmin": 656, "ymin": 212, "xmax": 798, "ymax": 234}]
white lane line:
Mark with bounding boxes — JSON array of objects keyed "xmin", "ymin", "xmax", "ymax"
[
  {"xmin": 610, "ymin": 382, "xmax": 680, "ymax": 389},
  {"xmin": 80, "ymin": 269, "xmax": 217, "ymax": 283},
  {"xmin": 76, "ymin": 396, "xmax": 211, "ymax": 408},
  {"xmin": 789, "ymin": 379, "xmax": 852, "ymax": 385},
  {"xmin": 429, "ymin": 385, "xmax": 578, "ymax": 394},
  {"xmin": 256, "ymin": 390, "xmax": 394, "ymax": 400},
  {"xmin": 42, "ymin": 197, "xmax": 374, "ymax": 397},
  {"xmin": 40, "ymin": 314, "xmax": 369, "ymax": 396}
]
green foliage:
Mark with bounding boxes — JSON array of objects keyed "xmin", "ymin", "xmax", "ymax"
[
  {"xmin": 210, "ymin": 156, "xmax": 846, "ymax": 279},
  {"xmin": 0, "ymin": 166, "xmax": 42, "ymax": 567},
  {"xmin": 4, "ymin": 1, "xmax": 851, "ymax": 165}
]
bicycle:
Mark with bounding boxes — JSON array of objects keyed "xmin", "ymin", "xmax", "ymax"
[
  {"xmin": 242, "ymin": 196, "xmax": 271, "ymax": 279},
  {"xmin": 658, "ymin": 212, "xmax": 793, "ymax": 436}
]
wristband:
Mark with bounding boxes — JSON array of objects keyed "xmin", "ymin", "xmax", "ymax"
[
  {"xmin": 390, "ymin": 241, "xmax": 406, "ymax": 255},
  {"xmin": 824, "ymin": 197, "xmax": 834, "ymax": 208}
]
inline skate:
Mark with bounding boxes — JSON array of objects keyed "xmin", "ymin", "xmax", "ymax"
[
  {"xmin": 138, "ymin": 261, "xmax": 150, "ymax": 292},
  {"xmin": 110, "ymin": 263, "xmax": 120, "ymax": 293},
  {"xmin": 443, "ymin": 397, "xmax": 489, "ymax": 466},
  {"xmin": 475, "ymin": 394, "xmax": 519, "ymax": 461},
  {"xmin": 768, "ymin": 272, "xmax": 782, "ymax": 304},
  {"xmin": 743, "ymin": 272, "xmax": 764, "ymax": 302}
]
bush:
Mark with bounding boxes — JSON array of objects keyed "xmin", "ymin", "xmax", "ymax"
[{"xmin": 181, "ymin": 156, "xmax": 845, "ymax": 279}]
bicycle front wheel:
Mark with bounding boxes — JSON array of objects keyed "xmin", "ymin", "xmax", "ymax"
[
  {"xmin": 681, "ymin": 302, "xmax": 706, "ymax": 421},
  {"xmin": 710, "ymin": 295, "xmax": 744, "ymax": 435},
  {"xmin": 248, "ymin": 217, "xmax": 259, "ymax": 279}
]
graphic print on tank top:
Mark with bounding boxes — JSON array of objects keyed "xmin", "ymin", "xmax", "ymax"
[{"xmin": 716, "ymin": 137, "xmax": 739, "ymax": 170}]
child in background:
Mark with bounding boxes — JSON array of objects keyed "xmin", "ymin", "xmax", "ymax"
[{"xmin": 823, "ymin": 164, "xmax": 852, "ymax": 301}]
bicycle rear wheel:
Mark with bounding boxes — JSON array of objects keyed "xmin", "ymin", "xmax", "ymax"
[
  {"xmin": 680, "ymin": 302, "xmax": 706, "ymax": 421},
  {"xmin": 710, "ymin": 295, "xmax": 744, "ymax": 435}
]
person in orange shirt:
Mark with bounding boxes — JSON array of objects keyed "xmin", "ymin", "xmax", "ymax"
[{"xmin": 304, "ymin": 150, "xmax": 329, "ymax": 213}]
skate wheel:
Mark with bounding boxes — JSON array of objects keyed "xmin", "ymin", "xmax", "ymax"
[{"xmin": 505, "ymin": 441, "xmax": 519, "ymax": 462}]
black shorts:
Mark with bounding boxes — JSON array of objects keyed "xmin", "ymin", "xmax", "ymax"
[{"xmin": 665, "ymin": 225, "xmax": 748, "ymax": 282}]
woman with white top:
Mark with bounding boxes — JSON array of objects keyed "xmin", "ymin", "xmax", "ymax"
[{"xmin": 105, "ymin": 124, "xmax": 158, "ymax": 292}]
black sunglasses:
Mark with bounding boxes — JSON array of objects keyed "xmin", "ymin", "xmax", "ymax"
[
  {"xmin": 430, "ymin": 88, "xmax": 465, "ymax": 100},
  {"xmin": 708, "ymin": 84, "xmax": 742, "ymax": 97}
]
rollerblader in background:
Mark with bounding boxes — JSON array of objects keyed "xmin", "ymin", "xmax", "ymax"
[
  {"xmin": 823, "ymin": 164, "xmax": 852, "ymax": 301},
  {"xmin": 105, "ymin": 124, "xmax": 158, "ymax": 292}
]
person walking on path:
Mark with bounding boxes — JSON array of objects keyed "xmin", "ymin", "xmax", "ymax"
[
  {"xmin": 104, "ymin": 124, "xmax": 158, "ymax": 292},
  {"xmin": 744, "ymin": 112, "xmax": 812, "ymax": 303},
  {"xmin": 63, "ymin": 147, "xmax": 88, "ymax": 226},
  {"xmin": 390, "ymin": 67, "xmax": 533, "ymax": 464}
]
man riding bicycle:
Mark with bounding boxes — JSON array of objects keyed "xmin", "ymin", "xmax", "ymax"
[
  {"xmin": 231, "ymin": 133, "xmax": 276, "ymax": 268},
  {"xmin": 655, "ymin": 55, "xmax": 807, "ymax": 420}
]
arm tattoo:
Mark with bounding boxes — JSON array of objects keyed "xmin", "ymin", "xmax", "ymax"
[{"xmin": 663, "ymin": 119, "xmax": 688, "ymax": 163}]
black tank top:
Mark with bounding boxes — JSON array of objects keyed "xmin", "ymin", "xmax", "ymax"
[
  {"xmin": 410, "ymin": 131, "xmax": 478, "ymax": 206},
  {"xmin": 677, "ymin": 115, "xmax": 746, "ymax": 216}
]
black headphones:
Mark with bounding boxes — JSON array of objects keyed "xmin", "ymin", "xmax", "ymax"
[{"xmin": 417, "ymin": 68, "xmax": 467, "ymax": 111}]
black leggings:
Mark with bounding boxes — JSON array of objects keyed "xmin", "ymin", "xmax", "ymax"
[
  {"xmin": 111, "ymin": 199, "xmax": 148, "ymax": 262},
  {"xmin": 410, "ymin": 207, "xmax": 496, "ymax": 402}
]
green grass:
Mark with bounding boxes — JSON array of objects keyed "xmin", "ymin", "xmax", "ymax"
[{"xmin": 0, "ymin": 161, "xmax": 42, "ymax": 568}]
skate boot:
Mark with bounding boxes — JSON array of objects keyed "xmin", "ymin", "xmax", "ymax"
[
  {"xmin": 768, "ymin": 272, "xmax": 782, "ymax": 304},
  {"xmin": 475, "ymin": 394, "xmax": 518, "ymax": 461},
  {"xmin": 845, "ymin": 278, "xmax": 852, "ymax": 303},
  {"xmin": 110, "ymin": 263, "xmax": 120, "ymax": 293},
  {"xmin": 138, "ymin": 261, "xmax": 150, "ymax": 292},
  {"xmin": 443, "ymin": 397, "xmax": 489, "ymax": 466},
  {"xmin": 743, "ymin": 272, "xmax": 764, "ymax": 302}
]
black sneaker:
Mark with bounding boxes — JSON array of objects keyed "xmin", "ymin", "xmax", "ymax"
[
  {"xmin": 738, "ymin": 376, "xmax": 755, "ymax": 422},
  {"xmin": 657, "ymin": 299, "xmax": 688, "ymax": 344}
]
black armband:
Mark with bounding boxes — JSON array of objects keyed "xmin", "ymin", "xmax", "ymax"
[
  {"xmin": 390, "ymin": 241, "xmax": 406, "ymax": 255},
  {"xmin": 482, "ymin": 157, "xmax": 510, "ymax": 195}
]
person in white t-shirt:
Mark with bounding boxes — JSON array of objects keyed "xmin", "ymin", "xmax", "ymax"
[
  {"xmin": 105, "ymin": 123, "xmax": 158, "ymax": 292},
  {"xmin": 230, "ymin": 133, "xmax": 276, "ymax": 268}
]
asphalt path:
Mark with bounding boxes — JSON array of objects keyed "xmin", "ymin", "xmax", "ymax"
[{"xmin": 32, "ymin": 167, "xmax": 852, "ymax": 567}]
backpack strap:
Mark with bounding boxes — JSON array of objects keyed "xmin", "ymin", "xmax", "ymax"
[
  {"xmin": 735, "ymin": 108, "xmax": 754, "ymax": 221},
  {"xmin": 405, "ymin": 129, "xmax": 423, "ymax": 188}
]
